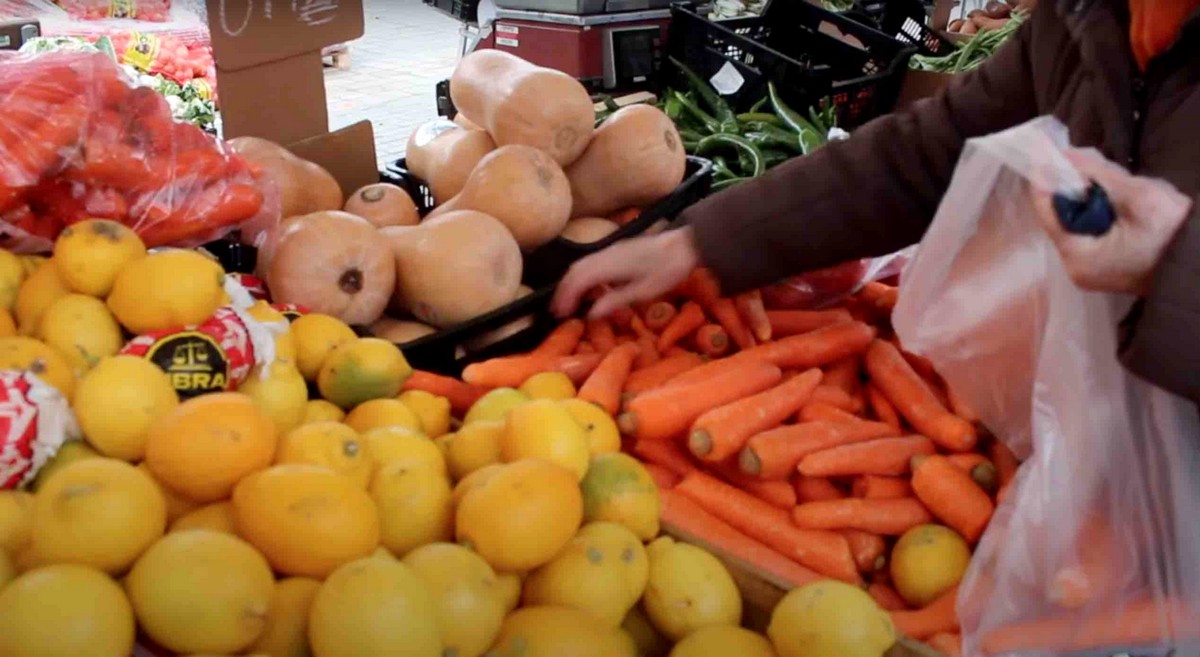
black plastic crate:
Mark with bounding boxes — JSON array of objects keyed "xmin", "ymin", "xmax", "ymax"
[
  {"xmin": 664, "ymin": 1, "xmax": 916, "ymax": 128},
  {"xmin": 851, "ymin": 0, "xmax": 955, "ymax": 57},
  {"xmin": 423, "ymin": 0, "xmax": 480, "ymax": 23},
  {"xmin": 376, "ymin": 156, "xmax": 713, "ymax": 376},
  {"xmin": 435, "ymin": 79, "xmax": 455, "ymax": 119},
  {"xmin": 380, "ymin": 160, "xmax": 436, "ymax": 216}
]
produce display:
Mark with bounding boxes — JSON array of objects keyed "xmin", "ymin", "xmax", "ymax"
[
  {"xmin": 912, "ymin": 2, "xmax": 1033, "ymax": 73},
  {"xmin": 54, "ymin": 0, "xmax": 173, "ymax": 22}
]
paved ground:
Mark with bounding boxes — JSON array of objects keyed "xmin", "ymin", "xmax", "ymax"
[{"xmin": 324, "ymin": 0, "xmax": 465, "ymax": 169}]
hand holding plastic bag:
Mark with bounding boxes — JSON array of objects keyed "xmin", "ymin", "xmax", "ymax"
[{"xmin": 893, "ymin": 117, "xmax": 1200, "ymax": 656}]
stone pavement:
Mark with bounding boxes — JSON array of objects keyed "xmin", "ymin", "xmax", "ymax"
[{"xmin": 324, "ymin": 0, "xmax": 466, "ymax": 170}]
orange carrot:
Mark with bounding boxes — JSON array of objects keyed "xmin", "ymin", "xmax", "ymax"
[
  {"xmin": 629, "ymin": 314, "xmax": 655, "ymax": 340},
  {"xmin": 608, "ymin": 206, "xmax": 641, "ymax": 226},
  {"xmin": 799, "ymin": 436, "xmax": 936, "ymax": 478},
  {"xmin": 927, "ymin": 633, "xmax": 962, "ymax": 657},
  {"xmin": 910, "ymin": 455, "xmax": 994, "ymax": 543},
  {"xmin": 842, "ymin": 529, "xmax": 887, "ymax": 573},
  {"xmin": 799, "ymin": 401, "xmax": 867, "ymax": 424},
  {"xmin": 664, "ymin": 346, "xmax": 691, "ymax": 358},
  {"xmin": 692, "ymin": 324, "xmax": 729, "ymax": 357},
  {"xmin": 659, "ymin": 488, "xmax": 822, "ymax": 589},
  {"xmin": 794, "ymin": 475, "xmax": 845, "ymax": 503},
  {"xmin": 711, "ymin": 297, "xmax": 756, "ymax": 350},
  {"xmin": 642, "ymin": 301, "xmax": 677, "ymax": 332},
  {"xmin": 766, "ymin": 309, "xmax": 853, "ymax": 337},
  {"xmin": 946, "ymin": 453, "xmax": 989, "ymax": 472},
  {"xmin": 735, "ymin": 290, "xmax": 772, "ymax": 342},
  {"xmin": 676, "ymin": 472, "xmax": 859, "ymax": 583},
  {"xmin": 633, "ymin": 333, "xmax": 659, "ymax": 370},
  {"xmin": 989, "ymin": 438, "xmax": 1019, "ymax": 487},
  {"xmin": 852, "ymin": 475, "xmax": 913, "ymax": 500},
  {"xmin": 791, "ymin": 498, "xmax": 933, "ymax": 535},
  {"xmin": 656, "ymin": 301, "xmax": 706, "ymax": 354},
  {"xmin": 644, "ymin": 462, "xmax": 681, "ymax": 489},
  {"xmin": 677, "ymin": 268, "xmax": 723, "ymax": 305},
  {"xmin": 625, "ymin": 353, "xmax": 705, "ymax": 396},
  {"xmin": 689, "ymin": 368, "xmax": 823, "ymax": 462},
  {"xmin": 858, "ymin": 281, "xmax": 899, "ymax": 311},
  {"xmin": 977, "ymin": 598, "xmax": 1200, "ymax": 655},
  {"xmin": 577, "ymin": 342, "xmax": 640, "ymax": 415},
  {"xmin": 586, "ymin": 317, "xmax": 617, "ymax": 354},
  {"xmin": 401, "ymin": 370, "xmax": 486, "ymax": 417},
  {"xmin": 609, "ymin": 306, "xmax": 634, "ymax": 332},
  {"xmin": 631, "ymin": 439, "xmax": 695, "ymax": 476},
  {"xmin": 740, "ymin": 420, "xmax": 898, "ymax": 480},
  {"xmin": 865, "ymin": 340, "xmax": 977, "ymax": 452},
  {"xmin": 822, "ymin": 357, "xmax": 861, "ymax": 395},
  {"xmin": 719, "ymin": 468, "xmax": 797, "ymax": 510},
  {"xmin": 805, "ymin": 385, "xmax": 861, "ymax": 414},
  {"xmin": 866, "ymin": 383, "xmax": 902, "ymax": 429},
  {"xmin": 740, "ymin": 321, "xmax": 875, "ymax": 371},
  {"xmin": 462, "ymin": 352, "xmax": 604, "ymax": 388},
  {"xmin": 620, "ymin": 360, "xmax": 782, "ymax": 441},
  {"xmin": 868, "ymin": 583, "xmax": 910, "ymax": 612},
  {"xmin": 663, "ymin": 353, "xmax": 762, "ymax": 389},
  {"xmin": 576, "ymin": 341, "xmax": 596, "ymax": 354},
  {"xmin": 534, "ymin": 318, "xmax": 585, "ymax": 356},
  {"xmin": 891, "ymin": 585, "xmax": 960, "ymax": 639}
]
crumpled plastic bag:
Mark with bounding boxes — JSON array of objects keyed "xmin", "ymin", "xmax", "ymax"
[
  {"xmin": 894, "ymin": 116, "xmax": 1200, "ymax": 656},
  {"xmin": 761, "ymin": 247, "xmax": 913, "ymax": 310}
]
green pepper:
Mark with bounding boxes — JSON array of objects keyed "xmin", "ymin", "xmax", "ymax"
[
  {"xmin": 696, "ymin": 134, "xmax": 765, "ymax": 178},
  {"xmin": 767, "ymin": 83, "xmax": 828, "ymax": 155},
  {"xmin": 760, "ymin": 148, "xmax": 790, "ymax": 168},
  {"xmin": 682, "ymin": 139, "xmax": 700, "ymax": 154},
  {"xmin": 670, "ymin": 57, "xmax": 736, "ymax": 127},
  {"xmin": 807, "ymin": 106, "xmax": 828, "ymax": 135},
  {"xmin": 672, "ymin": 91, "xmax": 721, "ymax": 135},
  {"xmin": 737, "ymin": 112, "xmax": 784, "ymax": 127},
  {"xmin": 679, "ymin": 128, "xmax": 705, "ymax": 143},
  {"xmin": 744, "ymin": 122, "xmax": 803, "ymax": 153},
  {"xmin": 664, "ymin": 94, "xmax": 683, "ymax": 121},
  {"xmin": 748, "ymin": 96, "xmax": 769, "ymax": 114},
  {"xmin": 710, "ymin": 156, "xmax": 738, "ymax": 181},
  {"xmin": 745, "ymin": 131, "xmax": 797, "ymax": 154}
]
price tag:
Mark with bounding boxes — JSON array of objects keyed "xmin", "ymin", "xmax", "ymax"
[{"xmin": 709, "ymin": 62, "xmax": 745, "ymax": 96}]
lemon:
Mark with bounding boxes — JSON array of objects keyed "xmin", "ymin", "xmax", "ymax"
[
  {"xmin": 622, "ymin": 605, "xmax": 671, "ymax": 657},
  {"xmin": 17, "ymin": 254, "xmax": 45, "ymax": 277},
  {"xmin": 53, "ymin": 220, "xmax": 147, "ymax": 298},
  {"xmin": 643, "ymin": 537, "xmax": 741, "ymax": 641},
  {"xmin": 303, "ymin": 399, "xmax": 346, "ymax": 424},
  {"xmin": 346, "ymin": 397, "xmax": 424, "ymax": 433},
  {"xmin": 890, "ymin": 524, "xmax": 971, "ymax": 608},
  {"xmin": 41, "ymin": 289, "xmax": 128, "ymax": 372},
  {"xmin": 501, "ymin": 399, "xmax": 591, "ymax": 480},
  {"xmin": 520, "ymin": 371, "xmax": 576, "ymax": 400},
  {"xmin": 463, "ymin": 387, "xmax": 529, "ymax": 425},
  {"xmin": 238, "ymin": 362, "xmax": 309, "ymax": 436},
  {"xmin": 14, "ymin": 260, "xmax": 69, "ymax": 336},
  {"xmin": 0, "ymin": 336, "xmax": 76, "ymax": 400},
  {"xmin": 371, "ymin": 461, "xmax": 454, "ymax": 556},
  {"xmin": 0, "ymin": 548, "xmax": 13, "ymax": 589},
  {"xmin": 169, "ymin": 501, "xmax": 236, "ymax": 535},
  {"xmin": 0, "ymin": 309, "xmax": 16, "ymax": 337},
  {"xmin": 768, "ymin": 580, "xmax": 895, "ymax": 657},
  {"xmin": 402, "ymin": 543, "xmax": 508, "ymax": 657},
  {"xmin": 137, "ymin": 462, "xmax": 200, "ymax": 524},
  {"xmin": 107, "ymin": 250, "xmax": 226, "ymax": 335},
  {"xmin": 319, "ymin": 338, "xmax": 413, "ymax": 409},
  {"xmin": 399, "ymin": 389, "xmax": 451, "ymax": 437},
  {"xmin": 277, "ymin": 421, "xmax": 372, "ymax": 488},
  {"xmin": 443, "ymin": 420, "xmax": 504, "ymax": 481},
  {"xmin": 290, "ymin": 313, "xmax": 357, "ymax": 381},
  {"xmin": 523, "ymin": 522, "xmax": 648, "ymax": 627},
  {"xmin": 73, "ymin": 355, "xmax": 179, "ymax": 462},
  {"xmin": 561, "ymin": 398, "xmax": 621, "ymax": 456},
  {"xmin": 580, "ymin": 453, "xmax": 661, "ymax": 541},
  {"xmin": 246, "ymin": 577, "xmax": 322, "ymax": 657},
  {"xmin": 362, "ymin": 426, "xmax": 446, "ymax": 476},
  {"xmin": 0, "ymin": 564, "xmax": 135, "ymax": 657},
  {"xmin": 495, "ymin": 572, "xmax": 522, "ymax": 612},
  {"xmin": 0, "ymin": 249, "xmax": 26, "ymax": 312},
  {"xmin": 0, "ymin": 490, "xmax": 34, "ymax": 554},
  {"xmin": 29, "ymin": 440, "xmax": 101, "ymax": 491},
  {"xmin": 489, "ymin": 606, "xmax": 612, "ymax": 657},
  {"xmin": 671, "ymin": 625, "xmax": 777, "ymax": 657}
]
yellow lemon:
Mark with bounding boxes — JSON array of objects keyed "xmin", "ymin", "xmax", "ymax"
[
  {"xmin": 0, "ymin": 548, "xmax": 13, "ymax": 590},
  {"xmin": 319, "ymin": 338, "xmax": 412, "ymax": 410},
  {"xmin": 14, "ymin": 260, "xmax": 69, "ymax": 336},
  {"xmin": 28, "ymin": 458, "xmax": 166, "ymax": 574},
  {"xmin": 244, "ymin": 300, "xmax": 297, "ymax": 364},
  {"xmin": 520, "ymin": 371, "xmax": 576, "ymax": 400},
  {"xmin": 137, "ymin": 462, "xmax": 199, "ymax": 524},
  {"xmin": 107, "ymin": 250, "xmax": 226, "ymax": 334},
  {"xmin": 622, "ymin": 605, "xmax": 671, "ymax": 657},
  {"xmin": 237, "ymin": 362, "xmax": 309, "ymax": 436},
  {"xmin": 443, "ymin": 420, "xmax": 504, "ymax": 481},
  {"xmin": 0, "ymin": 335, "xmax": 75, "ymax": 400},
  {"xmin": 290, "ymin": 313, "xmax": 357, "ymax": 381},
  {"xmin": 169, "ymin": 502, "xmax": 236, "ymax": 535},
  {"xmin": 767, "ymin": 580, "xmax": 895, "ymax": 657},
  {"xmin": 0, "ymin": 309, "xmax": 16, "ymax": 337},
  {"xmin": 0, "ymin": 490, "xmax": 33, "ymax": 554},
  {"xmin": 0, "ymin": 249, "xmax": 26, "ymax": 312},
  {"xmin": 403, "ymin": 542, "xmax": 508, "ymax": 657},
  {"xmin": 496, "ymin": 572, "xmax": 522, "ymax": 612},
  {"xmin": 29, "ymin": 440, "xmax": 101, "ymax": 491},
  {"xmin": 670, "ymin": 625, "xmax": 777, "ymax": 657},
  {"xmin": 0, "ymin": 564, "xmax": 135, "ymax": 657},
  {"xmin": 463, "ymin": 387, "xmax": 529, "ymax": 425},
  {"xmin": 501, "ymin": 399, "xmax": 590, "ymax": 481},
  {"xmin": 580, "ymin": 453, "xmax": 661, "ymax": 541},
  {"xmin": 246, "ymin": 577, "xmax": 322, "ymax": 657},
  {"xmin": 399, "ymin": 389, "xmax": 451, "ymax": 437},
  {"xmin": 277, "ymin": 421, "xmax": 372, "ymax": 488},
  {"xmin": 362, "ymin": 426, "xmax": 446, "ymax": 476},
  {"xmin": 52, "ymin": 219, "xmax": 147, "ymax": 298},
  {"xmin": 73, "ymin": 355, "xmax": 179, "ymax": 462},
  {"xmin": 345, "ymin": 398, "xmax": 424, "ymax": 433},
  {"xmin": 643, "ymin": 537, "xmax": 741, "ymax": 641},
  {"xmin": 890, "ymin": 524, "xmax": 971, "ymax": 608},
  {"xmin": 17, "ymin": 254, "xmax": 45, "ymax": 277},
  {"xmin": 309, "ymin": 554, "xmax": 443, "ymax": 657},
  {"xmin": 371, "ymin": 462, "xmax": 454, "ymax": 557},
  {"xmin": 126, "ymin": 530, "xmax": 275, "ymax": 655},
  {"xmin": 609, "ymin": 628, "xmax": 640, "ymax": 657},
  {"xmin": 38, "ymin": 293, "xmax": 123, "ymax": 374},
  {"xmin": 561, "ymin": 398, "xmax": 621, "ymax": 456},
  {"xmin": 488, "ymin": 606, "xmax": 612, "ymax": 657},
  {"xmin": 303, "ymin": 399, "xmax": 346, "ymax": 424},
  {"xmin": 523, "ymin": 522, "xmax": 649, "ymax": 627},
  {"xmin": 451, "ymin": 463, "xmax": 506, "ymax": 508}
]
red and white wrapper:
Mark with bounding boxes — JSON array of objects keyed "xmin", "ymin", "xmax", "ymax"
[
  {"xmin": 227, "ymin": 272, "xmax": 269, "ymax": 301},
  {"xmin": 272, "ymin": 303, "xmax": 307, "ymax": 323},
  {"xmin": 0, "ymin": 371, "xmax": 78, "ymax": 490}
]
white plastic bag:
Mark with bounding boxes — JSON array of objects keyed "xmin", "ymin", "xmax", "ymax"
[{"xmin": 893, "ymin": 117, "xmax": 1200, "ymax": 656}]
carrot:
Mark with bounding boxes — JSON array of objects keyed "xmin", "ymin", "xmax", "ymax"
[
  {"xmin": 868, "ymin": 582, "xmax": 909, "ymax": 612},
  {"xmin": 794, "ymin": 475, "xmax": 845, "ymax": 503},
  {"xmin": 575, "ymin": 341, "xmax": 596, "ymax": 354},
  {"xmin": 865, "ymin": 340, "xmax": 977, "ymax": 452},
  {"xmin": 799, "ymin": 401, "xmax": 866, "ymax": 424},
  {"xmin": 945, "ymin": 453, "xmax": 989, "ymax": 472},
  {"xmin": 852, "ymin": 475, "xmax": 912, "ymax": 500},
  {"xmin": 742, "ymin": 321, "xmax": 876, "ymax": 370},
  {"xmin": 620, "ymin": 360, "xmax": 783, "ymax": 441},
  {"xmin": 631, "ymin": 438, "xmax": 695, "ymax": 476},
  {"xmin": 799, "ymin": 436, "xmax": 936, "ymax": 478},
  {"xmin": 629, "ymin": 314, "xmax": 655, "ymax": 340},
  {"xmin": 659, "ymin": 488, "xmax": 822, "ymax": 589},
  {"xmin": 858, "ymin": 281, "xmax": 899, "ymax": 312},
  {"xmin": 710, "ymin": 297, "xmax": 756, "ymax": 350},
  {"xmin": 692, "ymin": 324, "xmax": 729, "ymax": 357},
  {"xmin": 740, "ymin": 420, "xmax": 898, "ymax": 480},
  {"xmin": 624, "ymin": 353, "xmax": 704, "ymax": 396},
  {"xmin": 866, "ymin": 383, "xmax": 902, "ymax": 429},
  {"xmin": 805, "ymin": 385, "xmax": 861, "ymax": 414},
  {"xmin": 577, "ymin": 342, "xmax": 640, "ymax": 415},
  {"xmin": 586, "ymin": 317, "xmax": 617, "ymax": 354},
  {"xmin": 766, "ymin": 309, "xmax": 853, "ymax": 337},
  {"xmin": 689, "ymin": 368, "xmax": 823, "ymax": 462},
  {"xmin": 988, "ymin": 438, "xmax": 1019, "ymax": 487},
  {"xmin": 656, "ymin": 301, "xmax": 706, "ymax": 354},
  {"xmin": 644, "ymin": 462, "xmax": 681, "ymax": 489},
  {"xmin": 822, "ymin": 357, "xmax": 861, "ymax": 395},
  {"xmin": 677, "ymin": 268, "xmax": 723, "ymax": 306},
  {"xmin": 663, "ymin": 353, "xmax": 761, "ymax": 389},
  {"xmin": 719, "ymin": 468, "xmax": 797, "ymax": 510},
  {"xmin": 927, "ymin": 633, "xmax": 962, "ymax": 657},
  {"xmin": 534, "ymin": 318, "xmax": 585, "ymax": 356},
  {"xmin": 675, "ymin": 472, "xmax": 859, "ymax": 583},
  {"xmin": 633, "ymin": 333, "xmax": 659, "ymax": 370},
  {"xmin": 735, "ymin": 290, "xmax": 772, "ymax": 342},
  {"xmin": 791, "ymin": 498, "xmax": 933, "ymax": 535},
  {"xmin": 664, "ymin": 346, "xmax": 691, "ymax": 358},
  {"xmin": 462, "ymin": 352, "xmax": 604, "ymax": 388},
  {"xmin": 842, "ymin": 529, "xmax": 887, "ymax": 573},
  {"xmin": 642, "ymin": 301, "xmax": 677, "ymax": 332},
  {"xmin": 977, "ymin": 598, "xmax": 1200, "ymax": 655},
  {"xmin": 608, "ymin": 206, "xmax": 641, "ymax": 225},
  {"xmin": 609, "ymin": 306, "xmax": 634, "ymax": 332},
  {"xmin": 891, "ymin": 585, "xmax": 960, "ymax": 639},
  {"xmin": 401, "ymin": 370, "xmax": 486, "ymax": 417},
  {"xmin": 910, "ymin": 455, "xmax": 994, "ymax": 543}
]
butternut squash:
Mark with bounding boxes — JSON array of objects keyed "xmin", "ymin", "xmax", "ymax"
[
  {"xmin": 429, "ymin": 145, "xmax": 571, "ymax": 251},
  {"xmin": 344, "ymin": 183, "xmax": 420, "ymax": 228},
  {"xmin": 566, "ymin": 104, "xmax": 686, "ymax": 218},
  {"xmin": 383, "ymin": 210, "xmax": 522, "ymax": 328},
  {"xmin": 369, "ymin": 317, "xmax": 437, "ymax": 344},
  {"xmin": 405, "ymin": 119, "xmax": 497, "ymax": 205},
  {"xmin": 450, "ymin": 50, "xmax": 594, "ymax": 166},
  {"xmin": 560, "ymin": 218, "xmax": 620, "ymax": 244},
  {"xmin": 462, "ymin": 286, "xmax": 535, "ymax": 352},
  {"xmin": 228, "ymin": 136, "xmax": 343, "ymax": 218},
  {"xmin": 265, "ymin": 211, "xmax": 395, "ymax": 326},
  {"xmin": 453, "ymin": 114, "xmax": 482, "ymax": 131}
]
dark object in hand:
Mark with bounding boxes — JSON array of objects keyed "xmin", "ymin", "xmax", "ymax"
[{"xmin": 1053, "ymin": 183, "xmax": 1117, "ymax": 236}]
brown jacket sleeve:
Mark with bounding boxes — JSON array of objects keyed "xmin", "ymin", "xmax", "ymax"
[{"xmin": 681, "ymin": 16, "xmax": 1043, "ymax": 295}]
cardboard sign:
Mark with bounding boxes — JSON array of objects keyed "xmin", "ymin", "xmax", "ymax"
[{"xmin": 206, "ymin": 0, "xmax": 364, "ymax": 70}]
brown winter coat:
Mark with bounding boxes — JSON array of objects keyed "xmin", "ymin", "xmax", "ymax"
[{"xmin": 681, "ymin": 0, "xmax": 1200, "ymax": 403}]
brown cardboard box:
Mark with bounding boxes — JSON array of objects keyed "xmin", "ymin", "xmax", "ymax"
[{"xmin": 206, "ymin": 0, "xmax": 378, "ymax": 200}]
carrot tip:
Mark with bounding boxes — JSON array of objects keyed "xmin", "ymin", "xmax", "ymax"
[
  {"xmin": 738, "ymin": 448, "xmax": 762, "ymax": 477},
  {"xmin": 688, "ymin": 430, "xmax": 713, "ymax": 458},
  {"xmin": 910, "ymin": 454, "xmax": 929, "ymax": 471},
  {"xmin": 971, "ymin": 462, "xmax": 999, "ymax": 495},
  {"xmin": 617, "ymin": 413, "xmax": 637, "ymax": 436}
]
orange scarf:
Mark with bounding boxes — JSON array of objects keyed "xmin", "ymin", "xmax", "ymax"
[{"xmin": 1130, "ymin": 0, "xmax": 1200, "ymax": 69}]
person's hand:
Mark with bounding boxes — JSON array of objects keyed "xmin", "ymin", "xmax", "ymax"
[
  {"xmin": 552, "ymin": 227, "xmax": 701, "ymax": 319},
  {"xmin": 1034, "ymin": 149, "xmax": 1192, "ymax": 296}
]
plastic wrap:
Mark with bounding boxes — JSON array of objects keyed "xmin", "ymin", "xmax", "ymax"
[
  {"xmin": 0, "ymin": 51, "xmax": 275, "ymax": 252},
  {"xmin": 893, "ymin": 117, "xmax": 1200, "ymax": 656},
  {"xmin": 761, "ymin": 247, "xmax": 914, "ymax": 310}
]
